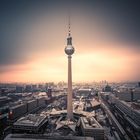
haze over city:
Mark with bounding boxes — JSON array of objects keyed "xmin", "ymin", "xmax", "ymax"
[{"xmin": 0, "ymin": 0, "xmax": 140, "ymax": 83}]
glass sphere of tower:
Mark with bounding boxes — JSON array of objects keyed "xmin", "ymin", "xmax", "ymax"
[{"xmin": 65, "ymin": 45, "xmax": 75, "ymax": 55}]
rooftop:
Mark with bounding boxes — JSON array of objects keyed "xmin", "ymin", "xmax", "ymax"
[
  {"xmin": 80, "ymin": 117, "xmax": 103, "ymax": 129},
  {"xmin": 90, "ymin": 99, "xmax": 100, "ymax": 107},
  {"xmin": 14, "ymin": 114, "xmax": 46, "ymax": 127}
]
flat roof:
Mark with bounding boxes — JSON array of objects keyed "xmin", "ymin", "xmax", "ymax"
[
  {"xmin": 90, "ymin": 99, "xmax": 100, "ymax": 107},
  {"xmin": 14, "ymin": 114, "xmax": 46, "ymax": 127},
  {"xmin": 80, "ymin": 117, "xmax": 103, "ymax": 129}
]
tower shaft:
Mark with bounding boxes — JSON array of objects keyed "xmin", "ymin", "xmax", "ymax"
[{"xmin": 67, "ymin": 55, "xmax": 73, "ymax": 119}]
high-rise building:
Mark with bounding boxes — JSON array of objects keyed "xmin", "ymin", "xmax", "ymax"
[{"xmin": 25, "ymin": 85, "xmax": 32, "ymax": 92}]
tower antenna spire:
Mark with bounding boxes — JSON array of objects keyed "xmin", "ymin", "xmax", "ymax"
[
  {"xmin": 68, "ymin": 13, "xmax": 71, "ymax": 37},
  {"xmin": 67, "ymin": 12, "xmax": 72, "ymax": 46}
]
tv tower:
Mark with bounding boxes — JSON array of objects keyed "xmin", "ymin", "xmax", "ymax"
[{"xmin": 65, "ymin": 16, "xmax": 75, "ymax": 120}]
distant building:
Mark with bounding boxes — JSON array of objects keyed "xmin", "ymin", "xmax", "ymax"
[
  {"xmin": 76, "ymin": 89, "xmax": 92, "ymax": 98},
  {"xmin": 25, "ymin": 85, "xmax": 32, "ymax": 92},
  {"xmin": 38, "ymin": 84, "xmax": 43, "ymax": 89},
  {"xmin": 103, "ymin": 84, "xmax": 112, "ymax": 92},
  {"xmin": 32, "ymin": 84, "xmax": 38, "ymax": 91},
  {"xmin": 115, "ymin": 88, "xmax": 140, "ymax": 101},
  {"xmin": 16, "ymin": 86, "xmax": 24, "ymax": 93},
  {"xmin": 138, "ymin": 82, "xmax": 140, "ymax": 87},
  {"xmin": 46, "ymin": 87, "xmax": 52, "ymax": 98}
]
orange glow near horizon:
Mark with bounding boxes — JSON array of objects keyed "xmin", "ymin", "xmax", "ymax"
[{"xmin": 1, "ymin": 43, "xmax": 139, "ymax": 83}]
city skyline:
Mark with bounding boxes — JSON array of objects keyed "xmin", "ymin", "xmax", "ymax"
[{"xmin": 0, "ymin": 0, "xmax": 140, "ymax": 83}]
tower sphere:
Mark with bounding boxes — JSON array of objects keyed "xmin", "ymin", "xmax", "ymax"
[{"xmin": 65, "ymin": 45, "xmax": 75, "ymax": 55}]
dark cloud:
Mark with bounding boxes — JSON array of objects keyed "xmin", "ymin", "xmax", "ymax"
[
  {"xmin": 93, "ymin": 1, "xmax": 140, "ymax": 45},
  {"xmin": 0, "ymin": 0, "xmax": 140, "ymax": 65},
  {"xmin": 0, "ymin": 0, "xmax": 47, "ymax": 65}
]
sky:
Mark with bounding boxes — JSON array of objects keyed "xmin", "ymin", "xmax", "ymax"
[{"xmin": 0, "ymin": 0, "xmax": 140, "ymax": 83}]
